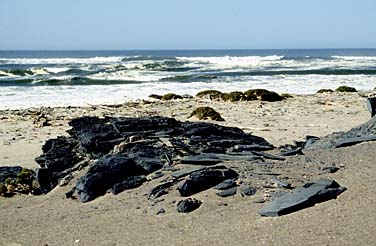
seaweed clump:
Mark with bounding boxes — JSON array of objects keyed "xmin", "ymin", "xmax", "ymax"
[
  {"xmin": 335, "ymin": 86, "xmax": 357, "ymax": 93},
  {"xmin": 161, "ymin": 93, "xmax": 183, "ymax": 101},
  {"xmin": 196, "ymin": 88, "xmax": 284, "ymax": 102},
  {"xmin": 280, "ymin": 93, "xmax": 293, "ymax": 99},
  {"xmin": 221, "ymin": 91, "xmax": 246, "ymax": 102},
  {"xmin": 0, "ymin": 168, "xmax": 39, "ymax": 197},
  {"xmin": 195, "ymin": 90, "xmax": 224, "ymax": 100},
  {"xmin": 148, "ymin": 93, "xmax": 183, "ymax": 100},
  {"xmin": 148, "ymin": 94, "xmax": 163, "ymax": 100},
  {"xmin": 189, "ymin": 107, "xmax": 224, "ymax": 121},
  {"xmin": 244, "ymin": 89, "xmax": 283, "ymax": 102},
  {"xmin": 316, "ymin": 89, "xmax": 334, "ymax": 94}
]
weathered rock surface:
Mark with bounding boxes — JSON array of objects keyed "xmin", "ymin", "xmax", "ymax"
[
  {"xmin": 110, "ymin": 175, "xmax": 146, "ymax": 195},
  {"xmin": 177, "ymin": 198, "xmax": 202, "ymax": 213},
  {"xmin": 76, "ymin": 154, "xmax": 148, "ymax": 202},
  {"xmin": 366, "ymin": 97, "xmax": 376, "ymax": 117},
  {"xmin": 148, "ymin": 181, "xmax": 175, "ymax": 200},
  {"xmin": 306, "ymin": 116, "xmax": 376, "ymax": 149},
  {"xmin": 259, "ymin": 179, "xmax": 347, "ymax": 217},
  {"xmin": 34, "ymin": 136, "xmax": 82, "ymax": 193},
  {"xmin": 177, "ymin": 167, "xmax": 238, "ymax": 197}
]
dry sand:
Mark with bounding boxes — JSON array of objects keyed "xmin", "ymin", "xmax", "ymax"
[{"xmin": 1, "ymin": 91, "xmax": 376, "ymax": 245}]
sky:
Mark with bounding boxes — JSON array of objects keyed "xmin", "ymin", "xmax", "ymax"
[{"xmin": 0, "ymin": 0, "xmax": 375, "ymax": 50}]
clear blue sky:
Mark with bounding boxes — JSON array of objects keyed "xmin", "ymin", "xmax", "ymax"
[{"xmin": 0, "ymin": 0, "xmax": 375, "ymax": 50}]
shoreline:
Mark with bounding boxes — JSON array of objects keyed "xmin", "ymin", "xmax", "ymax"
[{"xmin": 1, "ymin": 91, "xmax": 376, "ymax": 245}]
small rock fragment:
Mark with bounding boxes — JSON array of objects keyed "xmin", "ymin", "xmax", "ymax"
[
  {"xmin": 239, "ymin": 185, "xmax": 257, "ymax": 197},
  {"xmin": 177, "ymin": 198, "xmax": 202, "ymax": 213}
]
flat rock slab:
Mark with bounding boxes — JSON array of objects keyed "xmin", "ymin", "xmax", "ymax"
[
  {"xmin": 180, "ymin": 154, "xmax": 222, "ymax": 165},
  {"xmin": 216, "ymin": 187, "xmax": 237, "ymax": 197},
  {"xmin": 279, "ymin": 147, "xmax": 303, "ymax": 156},
  {"xmin": 335, "ymin": 135, "xmax": 376, "ymax": 148},
  {"xmin": 171, "ymin": 166, "xmax": 206, "ymax": 179},
  {"xmin": 259, "ymin": 179, "xmax": 346, "ymax": 217},
  {"xmin": 213, "ymin": 179, "xmax": 237, "ymax": 190}
]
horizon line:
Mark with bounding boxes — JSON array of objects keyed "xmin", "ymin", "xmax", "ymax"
[{"xmin": 1, "ymin": 47, "xmax": 376, "ymax": 52}]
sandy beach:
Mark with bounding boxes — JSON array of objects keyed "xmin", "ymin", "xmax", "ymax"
[{"xmin": 1, "ymin": 91, "xmax": 376, "ymax": 246}]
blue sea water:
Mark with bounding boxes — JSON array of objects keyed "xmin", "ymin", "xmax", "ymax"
[{"xmin": 1, "ymin": 49, "xmax": 376, "ymax": 109}]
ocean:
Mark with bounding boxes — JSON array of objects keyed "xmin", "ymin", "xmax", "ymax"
[{"xmin": 1, "ymin": 49, "xmax": 376, "ymax": 109}]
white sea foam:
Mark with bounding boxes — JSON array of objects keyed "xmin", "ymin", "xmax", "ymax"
[
  {"xmin": 30, "ymin": 68, "xmax": 50, "ymax": 75},
  {"xmin": 88, "ymin": 69, "xmax": 169, "ymax": 82},
  {"xmin": 332, "ymin": 56, "xmax": 376, "ymax": 61},
  {"xmin": 0, "ymin": 70, "xmax": 16, "ymax": 77},
  {"xmin": 2, "ymin": 74, "xmax": 376, "ymax": 110},
  {"xmin": 44, "ymin": 67, "xmax": 70, "ymax": 73},
  {"xmin": 177, "ymin": 55, "xmax": 285, "ymax": 67}
]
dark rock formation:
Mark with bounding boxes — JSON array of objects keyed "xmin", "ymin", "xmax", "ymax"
[
  {"xmin": 366, "ymin": 97, "xmax": 376, "ymax": 118},
  {"xmin": 177, "ymin": 167, "xmax": 238, "ymax": 197},
  {"xmin": 31, "ymin": 116, "xmax": 272, "ymax": 202},
  {"xmin": 35, "ymin": 136, "xmax": 81, "ymax": 173},
  {"xmin": 35, "ymin": 168, "xmax": 55, "ymax": 194},
  {"xmin": 259, "ymin": 179, "xmax": 346, "ymax": 217},
  {"xmin": 177, "ymin": 198, "xmax": 202, "ymax": 213},
  {"xmin": 76, "ymin": 154, "xmax": 148, "ymax": 202}
]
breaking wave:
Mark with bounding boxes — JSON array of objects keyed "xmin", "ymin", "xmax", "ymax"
[{"xmin": 1, "ymin": 49, "xmax": 376, "ymax": 109}]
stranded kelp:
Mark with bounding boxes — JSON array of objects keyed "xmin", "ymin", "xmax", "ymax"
[
  {"xmin": 195, "ymin": 88, "xmax": 284, "ymax": 102},
  {"xmin": 189, "ymin": 107, "xmax": 224, "ymax": 121}
]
